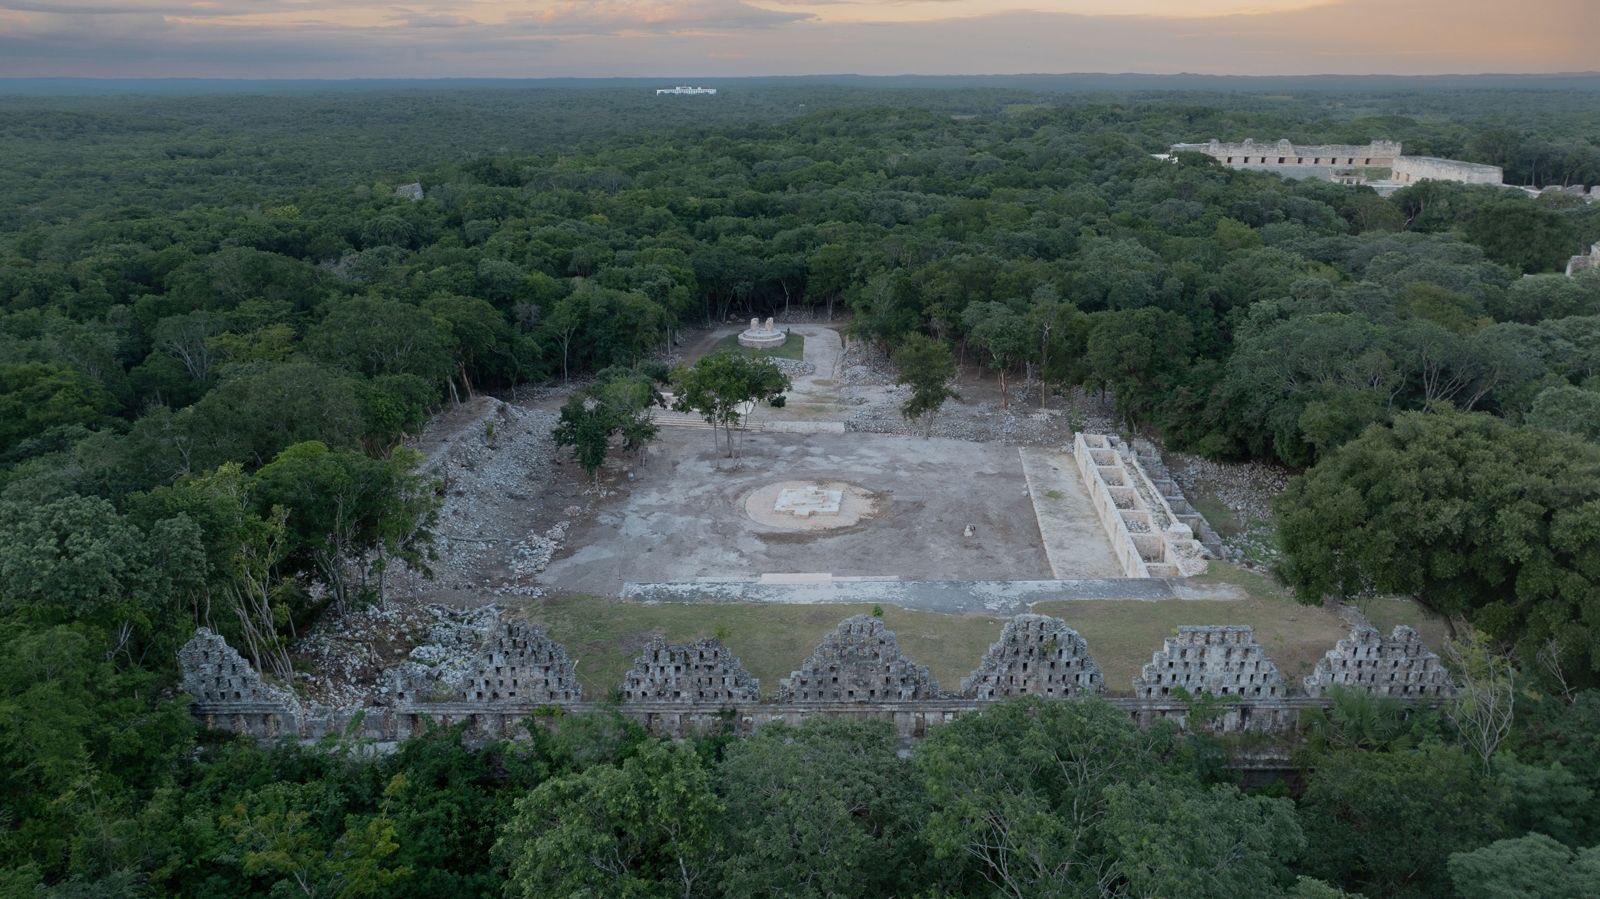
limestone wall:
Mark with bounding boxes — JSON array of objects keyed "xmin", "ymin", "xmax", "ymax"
[
  {"xmin": 1133, "ymin": 625, "xmax": 1285, "ymax": 699},
  {"xmin": 389, "ymin": 618, "xmax": 580, "ymax": 707},
  {"xmin": 621, "ymin": 637, "xmax": 761, "ymax": 703},
  {"xmin": 1304, "ymin": 626, "xmax": 1455, "ymax": 698},
  {"xmin": 1073, "ymin": 433, "xmax": 1207, "ymax": 578},
  {"xmin": 777, "ymin": 615, "xmax": 939, "ymax": 702},
  {"xmin": 962, "ymin": 614, "xmax": 1104, "ymax": 699},
  {"xmin": 1392, "ymin": 156, "xmax": 1503, "ymax": 186},
  {"xmin": 180, "ymin": 614, "xmax": 1457, "ymax": 743},
  {"xmin": 179, "ymin": 628, "xmax": 297, "ymax": 708},
  {"xmin": 1568, "ymin": 242, "xmax": 1600, "ymax": 277},
  {"xmin": 1171, "ymin": 139, "xmax": 1401, "ymax": 166}
]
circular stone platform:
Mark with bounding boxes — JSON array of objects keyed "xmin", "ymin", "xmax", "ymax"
[
  {"xmin": 738, "ymin": 319, "xmax": 786, "ymax": 348},
  {"xmin": 744, "ymin": 480, "xmax": 879, "ymax": 531}
]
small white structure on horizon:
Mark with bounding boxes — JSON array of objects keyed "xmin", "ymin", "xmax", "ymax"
[{"xmin": 656, "ymin": 86, "xmax": 717, "ymax": 95}]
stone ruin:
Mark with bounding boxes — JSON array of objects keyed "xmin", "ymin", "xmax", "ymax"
[
  {"xmin": 1303, "ymin": 625, "xmax": 1455, "ymax": 698},
  {"xmin": 1074, "ymin": 433, "xmax": 1209, "ymax": 578},
  {"xmin": 178, "ymin": 613, "xmax": 1460, "ymax": 742},
  {"xmin": 962, "ymin": 614, "xmax": 1104, "ymax": 699},
  {"xmin": 777, "ymin": 615, "xmax": 939, "ymax": 702},
  {"xmin": 179, "ymin": 628, "xmax": 297, "ymax": 708},
  {"xmin": 738, "ymin": 316, "xmax": 785, "ymax": 349},
  {"xmin": 391, "ymin": 617, "xmax": 580, "ymax": 706},
  {"xmin": 621, "ymin": 636, "xmax": 761, "ymax": 704},
  {"xmin": 1568, "ymin": 242, "xmax": 1600, "ymax": 278},
  {"xmin": 1132, "ymin": 625, "xmax": 1285, "ymax": 699}
]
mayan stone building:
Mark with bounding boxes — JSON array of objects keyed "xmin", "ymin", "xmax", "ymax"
[
  {"xmin": 451, "ymin": 618, "xmax": 581, "ymax": 705},
  {"xmin": 179, "ymin": 628, "xmax": 295, "ymax": 706},
  {"xmin": 621, "ymin": 636, "xmax": 760, "ymax": 704},
  {"xmin": 1132, "ymin": 625, "xmax": 1285, "ymax": 699},
  {"xmin": 962, "ymin": 615, "xmax": 1104, "ymax": 699},
  {"xmin": 1303, "ymin": 625, "xmax": 1455, "ymax": 698},
  {"xmin": 777, "ymin": 615, "xmax": 938, "ymax": 702}
]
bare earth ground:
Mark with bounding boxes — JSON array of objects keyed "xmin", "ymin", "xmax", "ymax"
[{"xmin": 289, "ymin": 322, "xmax": 1450, "ymax": 705}]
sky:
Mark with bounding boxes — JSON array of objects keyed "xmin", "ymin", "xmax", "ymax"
[{"xmin": 0, "ymin": 0, "xmax": 1590, "ymax": 79}]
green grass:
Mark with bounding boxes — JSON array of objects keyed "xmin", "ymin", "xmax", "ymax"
[
  {"xmin": 517, "ymin": 566, "xmax": 1452, "ymax": 700},
  {"xmin": 521, "ymin": 594, "xmax": 1003, "ymax": 700},
  {"xmin": 1360, "ymin": 595, "xmax": 1452, "ymax": 653},
  {"xmin": 1187, "ymin": 492, "xmax": 1243, "ymax": 538},
  {"xmin": 712, "ymin": 331, "xmax": 805, "ymax": 361}
]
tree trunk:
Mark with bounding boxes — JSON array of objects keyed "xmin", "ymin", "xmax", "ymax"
[{"xmin": 998, "ymin": 367, "xmax": 1009, "ymax": 411}]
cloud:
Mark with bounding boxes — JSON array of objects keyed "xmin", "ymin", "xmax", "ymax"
[{"xmin": 0, "ymin": 0, "xmax": 1590, "ymax": 78}]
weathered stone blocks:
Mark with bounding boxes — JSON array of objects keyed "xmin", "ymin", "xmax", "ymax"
[
  {"xmin": 179, "ymin": 627, "xmax": 297, "ymax": 707},
  {"xmin": 777, "ymin": 615, "xmax": 938, "ymax": 702},
  {"xmin": 454, "ymin": 618, "xmax": 581, "ymax": 705},
  {"xmin": 621, "ymin": 636, "xmax": 760, "ymax": 704},
  {"xmin": 1133, "ymin": 625, "xmax": 1285, "ymax": 699},
  {"xmin": 1303, "ymin": 625, "xmax": 1454, "ymax": 697},
  {"xmin": 962, "ymin": 615, "xmax": 1104, "ymax": 699}
]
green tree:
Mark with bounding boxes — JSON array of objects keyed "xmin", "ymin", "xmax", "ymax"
[
  {"xmin": 252, "ymin": 442, "xmax": 439, "ymax": 613},
  {"xmin": 671, "ymin": 352, "xmax": 789, "ymax": 458},
  {"xmin": 0, "ymin": 361, "xmax": 115, "ymax": 457},
  {"xmin": 962, "ymin": 301, "xmax": 1028, "ymax": 410},
  {"xmin": 1102, "ymin": 781, "xmax": 1304, "ymax": 899},
  {"xmin": 1448, "ymin": 833, "xmax": 1600, "ymax": 899},
  {"xmin": 893, "ymin": 333, "xmax": 960, "ymax": 436},
  {"xmin": 1298, "ymin": 745, "xmax": 1505, "ymax": 898},
  {"xmin": 496, "ymin": 739, "xmax": 720, "ymax": 898},
  {"xmin": 915, "ymin": 697, "xmax": 1171, "ymax": 898},
  {"xmin": 1275, "ymin": 411, "xmax": 1600, "ymax": 676},
  {"xmin": 716, "ymin": 719, "xmax": 923, "ymax": 898}
]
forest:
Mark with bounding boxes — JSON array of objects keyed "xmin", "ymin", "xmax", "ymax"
[{"xmin": 3, "ymin": 77, "xmax": 1600, "ymax": 896}]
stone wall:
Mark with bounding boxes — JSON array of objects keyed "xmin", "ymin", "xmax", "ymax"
[
  {"xmin": 181, "ymin": 614, "xmax": 1457, "ymax": 743},
  {"xmin": 776, "ymin": 616, "xmax": 939, "ymax": 702},
  {"xmin": 1568, "ymin": 242, "xmax": 1600, "ymax": 277},
  {"xmin": 1304, "ymin": 625, "xmax": 1455, "ymax": 698},
  {"xmin": 1392, "ymin": 156, "xmax": 1504, "ymax": 185},
  {"xmin": 1171, "ymin": 139, "xmax": 1401, "ymax": 167},
  {"xmin": 962, "ymin": 614, "xmax": 1104, "ymax": 699},
  {"xmin": 1073, "ymin": 433, "xmax": 1208, "ymax": 578},
  {"xmin": 179, "ymin": 628, "xmax": 298, "ymax": 707},
  {"xmin": 390, "ymin": 618, "xmax": 580, "ymax": 707},
  {"xmin": 621, "ymin": 637, "xmax": 761, "ymax": 704},
  {"xmin": 1133, "ymin": 625, "xmax": 1285, "ymax": 699}
]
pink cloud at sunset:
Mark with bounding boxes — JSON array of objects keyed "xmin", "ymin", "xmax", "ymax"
[{"xmin": 0, "ymin": 0, "xmax": 1589, "ymax": 78}]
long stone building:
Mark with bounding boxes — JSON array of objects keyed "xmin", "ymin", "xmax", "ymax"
[{"xmin": 1166, "ymin": 139, "xmax": 1503, "ymax": 194}]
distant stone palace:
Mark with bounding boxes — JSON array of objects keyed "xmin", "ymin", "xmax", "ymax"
[
  {"xmin": 1164, "ymin": 139, "xmax": 1503, "ymax": 195},
  {"xmin": 656, "ymin": 86, "xmax": 717, "ymax": 96}
]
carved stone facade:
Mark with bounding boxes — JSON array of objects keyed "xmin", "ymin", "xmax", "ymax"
[
  {"xmin": 179, "ymin": 628, "xmax": 296, "ymax": 707},
  {"xmin": 450, "ymin": 618, "xmax": 581, "ymax": 705},
  {"xmin": 1133, "ymin": 625, "xmax": 1285, "ymax": 699},
  {"xmin": 962, "ymin": 615, "xmax": 1104, "ymax": 699},
  {"xmin": 621, "ymin": 637, "xmax": 761, "ymax": 704},
  {"xmin": 1303, "ymin": 625, "xmax": 1455, "ymax": 698},
  {"xmin": 777, "ymin": 616, "xmax": 938, "ymax": 702},
  {"xmin": 180, "ymin": 615, "xmax": 1461, "ymax": 743}
]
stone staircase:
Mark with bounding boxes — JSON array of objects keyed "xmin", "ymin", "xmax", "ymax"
[{"xmin": 1133, "ymin": 439, "xmax": 1225, "ymax": 559}]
